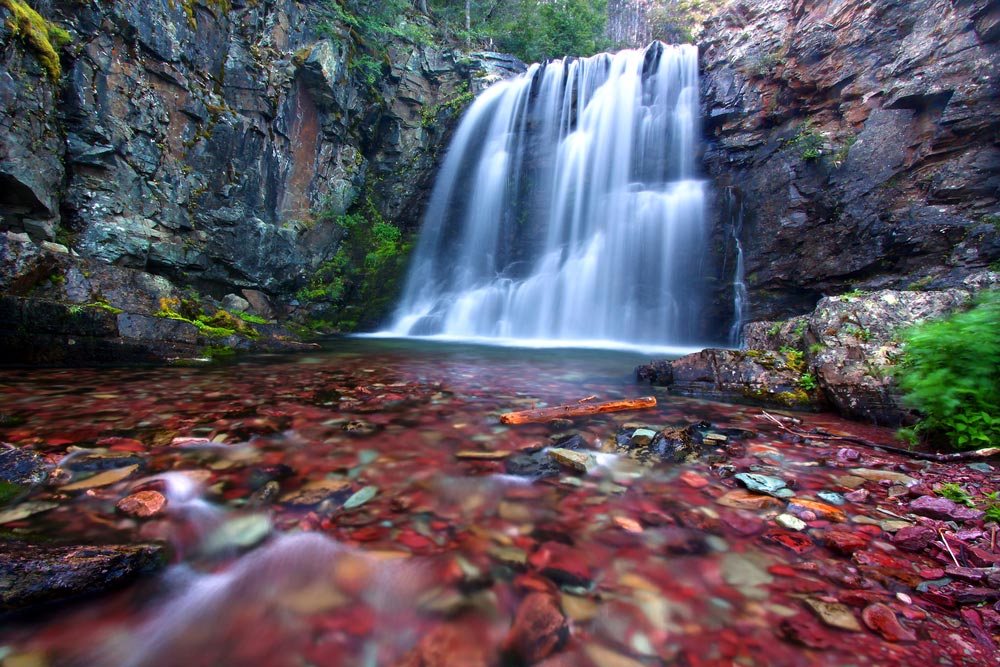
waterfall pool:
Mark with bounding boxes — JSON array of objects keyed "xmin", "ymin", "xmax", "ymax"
[{"xmin": 0, "ymin": 338, "xmax": 993, "ymax": 666}]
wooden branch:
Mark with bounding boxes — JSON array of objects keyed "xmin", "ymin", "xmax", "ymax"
[
  {"xmin": 500, "ymin": 397, "xmax": 657, "ymax": 425},
  {"xmin": 758, "ymin": 411, "xmax": 1000, "ymax": 462}
]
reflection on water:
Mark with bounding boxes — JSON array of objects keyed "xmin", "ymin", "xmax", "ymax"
[{"xmin": 0, "ymin": 338, "xmax": 975, "ymax": 666}]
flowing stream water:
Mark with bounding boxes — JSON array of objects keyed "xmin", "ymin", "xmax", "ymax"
[
  {"xmin": 0, "ymin": 339, "xmax": 982, "ymax": 667},
  {"xmin": 386, "ymin": 43, "xmax": 709, "ymax": 351}
]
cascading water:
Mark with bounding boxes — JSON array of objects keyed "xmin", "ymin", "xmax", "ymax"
[{"xmin": 385, "ymin": 43, "xmax": 708, "ymax": 351}]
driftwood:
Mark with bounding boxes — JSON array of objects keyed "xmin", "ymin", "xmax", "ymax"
[
  {"xmin": 500, "ymin": 397, "xmax": 657, "ymax": 425},
  {"xmin": 759, "ymin": 411, "xmax": 1000, "ymax": 462}
]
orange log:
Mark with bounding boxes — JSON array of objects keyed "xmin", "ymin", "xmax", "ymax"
[{"xmin": 499, "ymin": 396, "xmax": 657, "ymax": 425}]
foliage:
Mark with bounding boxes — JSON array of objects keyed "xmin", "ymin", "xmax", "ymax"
[
  {"xmin": 155, "ymin": 298, "xmax": 260, "ymax": 339},
  {"xmin": 420, "ymin": 81, "xmax": 474, "ymax": 126},
  {"xmin": 295, "ymin": 198, "xmax": 410, "ymax": 330},
  {"xmin": 429, "ymin": 0, "xmax": 609, "ymax": 63},
  {"xmin": 895, "ymin": 291, "xmax": 1000, "ymax": 450},
  {"xmin": 237, "ymin": 312, "xmax": 269, "ymax": 325},
  {"xmin": 985, "ymin": 492, "xmax": 1000, "ymax": 523},
  {"xmin": 937, "ymin": 482, "xmax": 975, "ymax": 507},
  {"xmin": 1, "ymin": 0, "xmax": 70, "ymax": 80},
  {"xmin": 780, "ymin": 346, "xmax": 806, "ymax": 373},
  {"xmin": 797, "ymin": 372, "xmax": 817, "ymax": 392},
  {"xmin": 643, "ymin": 0, "xmax": 724, "ymax": 44},
  {"xmin": 786, "ymin": 123, "xmax": 825, "ymax": 161}
]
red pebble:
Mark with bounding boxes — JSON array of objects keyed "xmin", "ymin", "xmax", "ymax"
[
  {"xmin": 679, "ymin": 471, "xmax": 708, "ymax": 488},
  {"xmin": 778, "ymin": 613, "xmax": 835, "ymax": 649},
  {"xmin": 824, "ymin": 529, "xmax": 870, "ymax": 555},
  {"xmin": 397, "ymin": 622, "xmax": 490, "ymax": 667},
  {"xmin": 529, "ymin": 542, "xmax": 593, "ymax": 587},
  {"xmin": 763, "ymin": 529, "xmax": 814, "ymax": 554},
  {"xmin": 502, "ymin": 593, "xmax": 568, "ymax": 664},
  {"xmin": 862, "ymin": 603, "xmax": 917, "ymax": 642},
  {"xmin": 115, "ymin": 490, "xmax": 166, "ymax": 518}
]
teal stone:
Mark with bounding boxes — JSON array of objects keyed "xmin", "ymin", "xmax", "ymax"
[
  {"xmin": 734, "ymin": 472, "xmax": 788, "ymax": 497},
  {"xmin": 818, "ymin": 490, "xmax": 846, "ymax": 505}
]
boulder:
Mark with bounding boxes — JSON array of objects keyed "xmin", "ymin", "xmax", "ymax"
[{"xmin": 0, "ymin": 543, "xmax": 167, "ymax": 613}]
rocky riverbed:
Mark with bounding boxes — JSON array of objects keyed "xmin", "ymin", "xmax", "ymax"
[{"xmin": 0, "ymin": 339, "xmax": 997, "ymax": 666}]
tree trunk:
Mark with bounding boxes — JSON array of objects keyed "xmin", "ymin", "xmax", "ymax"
[{"xmin": 466, "ymin": 0, "xmax": 471, "ymax": 46}]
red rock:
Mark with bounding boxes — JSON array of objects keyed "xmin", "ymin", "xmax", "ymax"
[
  {"xmin": 721, "ymin": 511, "xmax": 764, "ymax": 536},
  {"xmin": 839, "ymin": 590, "xmax": 890, "ymax": 607},
  {"xmin": 115, "ymin": 490, "xmax": 167, "ymax": 518},
  {"xmin": 788, "ymin": 498, "xmax": 847, "ymax": 523},
  {"xmin": 852, "ymin": 551, "xmax": 912, "ymax": 571},
  {"xmin": 397, "ymin": 622, "xmax": 490, "ymax": 667},
  {"xmin": 823, "ymin": 529, "xmax": 870, "ymax": 555},
  {"xmin": 777, "ymin": 613, "xmax": 835, "ymax": 649},
  {"xmin": 763, "ymin": 529, "xmax": 814, "ymax": 554},
  {"xmin": 502, "ymin": 593, "xmax": 568, "ymax": 664},
  {"xmin": 891, "ymin": 525, "xmax": 937, "ymax": 552},
  {"xmin": 908, "ymin": 496, "xmax": 984, "ymax": 522},
  {"xmin": 861, "ymin": 603, "xmax": 917, "ymax": 642},
  {"xmin": 679, "ymin": 471, "xmax": 708, "ymax": 488},
  {"xmin": 529, "ymin": 542, "xmax": 592, "ymax": 588}
]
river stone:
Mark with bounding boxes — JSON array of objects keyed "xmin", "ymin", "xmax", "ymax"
[
  {"xmin": 849, "ymin": 468, "xmax": 917, "ymax": 485},
  {"xmin": 343, "ymin": 485, "xmax": 378, "ymax": 509},
  {"xmin": 908, "ymin": 495, "xmax": 985, "ymax": 522},
  {"xmin": 548, "ymin": 448, "xmax": 596, "ymax": 473},
  {"xmin": 776, "ymin": 513, "xmax": 807, "ymax": 531},
  {"xmin": 734, "ymin": 472, "xmax": 791, "ymax": 498},
  {"xmin": 0, "ymin": 543, "xmax": 167, "ymax": 612},
  {"xmin": 803, "ymin": 598, "xmax": 863, "ymax": 632},
  {"xmin": 0, "ymin": 448, "xmax": 49, "ymax": 488}
]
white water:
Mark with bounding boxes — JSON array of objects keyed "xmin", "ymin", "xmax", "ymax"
[{"xmin": 386, "ymin": 43, "xmax": 709, "ymax": 348}]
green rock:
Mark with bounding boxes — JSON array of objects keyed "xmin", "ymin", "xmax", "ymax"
[
  {"xmin": 734, "ymin": 472, "xmax": 789, "ymax": 497},
  {"xmin": 343, "ymin": 485, "xmax": 377, "ymax": 509}
]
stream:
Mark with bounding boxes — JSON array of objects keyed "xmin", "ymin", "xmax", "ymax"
[{"xmin": 0, "ymin": 338, "xmax": 994, "ymax": 666}]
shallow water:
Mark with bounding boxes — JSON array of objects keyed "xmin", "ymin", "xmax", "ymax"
[{"xmin": 0, "ymin": 339, "xmax": 990, "ymax": 666}]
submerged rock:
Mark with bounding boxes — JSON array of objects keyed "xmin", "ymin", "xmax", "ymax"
[{"xmin": 0, "ymin": 543, "xmax": 167, "ymax": 614}]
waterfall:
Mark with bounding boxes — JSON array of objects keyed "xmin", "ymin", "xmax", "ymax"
[
  {"xmin": 386, "ymin": 43, "xmax": 708, "ymax": 351},
  {"xmin": 726, "ymin": 189, "xmax": 749, "ymax": 347}
]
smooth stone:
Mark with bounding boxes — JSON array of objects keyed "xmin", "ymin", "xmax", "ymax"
[
  {"xmin": 630, "ymin": 428, "xmax": 657, "ymax": 445},
  {"xmin": 548, "ymin": 448, "xmax": 597, "ymax": 473},
  {"xmin": 817, "ymin": 491, "xmax": 846, "ymax": 505},
  {"xmin": 804, "ymin": 598, "xmax": 863, "ymax": 632},
  {"xmin": 734, "ymin": 472, "xmax": 788, "ymax": 497},
  {"xmin": 776, "ymin": 513, "xmax": 807, "ymax": 531},
  {"xmin": 862, "ymin": 603, "xmax": 917, "ymax": 642},
  {"xmin": 908, "ymin": 495, "xmax": 985, "ymax": 522},
  {"xmin": 849, "ymin": 468, "xmax": 916, "ymax": 485},
  {"xmin": 343, "ymin": 485, "xmax": 378, "ymax": 509},
  {"xmin": 200, "ymin": 514, "xmax": 272, "ymax": 555}
]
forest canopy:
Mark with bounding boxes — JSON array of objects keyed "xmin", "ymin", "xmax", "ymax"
[{"xmin": 331, "ymin": 1, "xmax": 719, "ymax": 64}]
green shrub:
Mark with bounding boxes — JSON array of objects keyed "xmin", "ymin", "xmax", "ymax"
[{"xmin": 895, "ymin": 291, "xmax": 1000, "ymax": 450}]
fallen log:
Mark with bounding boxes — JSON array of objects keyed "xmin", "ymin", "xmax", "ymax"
[
  {"xmin": 500, "ymin": 397, "xmax": 657, "ymax": 425},
  {"xmin": 759, "ymin": 411, "xmax": 1000, "ymax": 462}
]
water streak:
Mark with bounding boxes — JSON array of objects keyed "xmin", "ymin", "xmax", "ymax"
[{"xmin": 387, "ymin": 43, "xmax": 708, "ymax": 349}]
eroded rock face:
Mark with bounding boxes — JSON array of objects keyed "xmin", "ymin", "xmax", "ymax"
[
  {"xmin": 0, "ymin": 1, "xmax": 523, "ymax": 345},
  {"xmin": 701, "ymin": 0, "xmax": 1000, "ymax": 322},
  {"xmin": 639, "ymin": 275, "xmax": 999, "ymax": 425}
]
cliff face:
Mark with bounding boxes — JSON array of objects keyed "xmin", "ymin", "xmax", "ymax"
[
  {"xmin": 0, "ymin": 0, "xmax": 521, "ymax": 343},
  {"xmin": 700, "ymin": 0, "xmax": 1000, "ymax": 322}
]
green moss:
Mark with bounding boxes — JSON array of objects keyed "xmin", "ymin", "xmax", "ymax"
[
  {"xmin": 776, "ymin": 390, "xmax": 809, "ymax": 406},
  {"xmin": 237, "ymin": 312, "xmax": 269, "ymax": 325},
  {"xmin": 1, "ymin": 0, "xmax": 70, "ymax": 80},
  {"xmin": 155, "ymin": 299, "xmax": 260, "ymax": 340},
  {"xmin": 0, "ymin": 480, "xmax": 25, "ymax": 506}
]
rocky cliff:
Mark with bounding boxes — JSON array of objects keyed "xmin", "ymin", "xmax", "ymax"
[
  {"xmin": 0, "ymin": 0, "xmax": 522, "ymax": 361},
  {"xmin": 700, "ymin": 0, "xmax": 1000, "ymax": 322}
]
